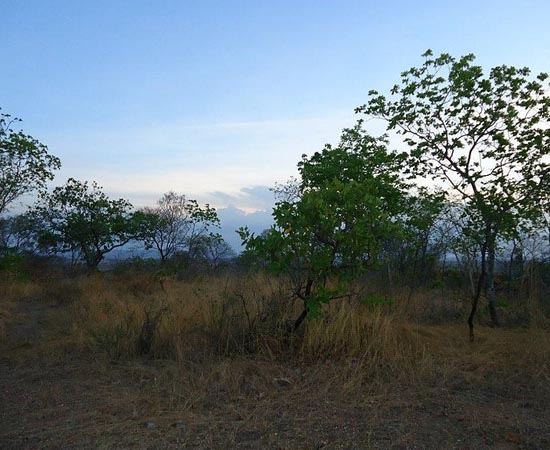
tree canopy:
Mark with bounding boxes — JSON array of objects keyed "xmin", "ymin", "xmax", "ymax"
[
  {"xmin": 240, "ymin": 122, "xmax": 410, "ymax": 328},
  {"xmin": 0, "ymin": 110, "xmax": 61, "ymax": 215},
  {"xmin": 359, "ymin": 50, "xmax": 550, "ymax": 339},
  {"xmin": 33, "ymin": 178, "xmax": 146, "ymax": 269}
]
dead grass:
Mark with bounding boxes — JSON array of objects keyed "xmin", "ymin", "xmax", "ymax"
[
  {"xmin": 0, "ymin": 278, "xmax": 43, "ymax": 342},
  {"xmin": 2, "ymin": 272, "xmax": 550, "ymax": 449},
  {"xmin": 4, "ymin": 271, "xmax": 549, "ymax": 392},
  {"xmin": 37, "ymin": 273, "xmax": 432, "ymax": 381}
]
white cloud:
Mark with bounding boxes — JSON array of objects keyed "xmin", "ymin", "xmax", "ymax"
[{"xmin": 40, "ymin": 111, "xmax": 366, "ymax": 209}]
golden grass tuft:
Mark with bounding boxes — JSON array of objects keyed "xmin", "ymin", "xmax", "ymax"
[{"xmin": 300, "ymin": 304, "xmax": 429, "ymax": 380}]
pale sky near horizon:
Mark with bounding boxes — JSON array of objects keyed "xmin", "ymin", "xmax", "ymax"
[{"xmin": 2, "ymin": 0, "xmax": 550, "ymax": 224}]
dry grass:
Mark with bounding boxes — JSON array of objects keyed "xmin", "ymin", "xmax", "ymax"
[
  {"xmin": 5, "ymin": 271, "xmax": 549, "ymax": 389},
  {"xmin": 2, "ymin": 272, "xmax": 550, "ymax": 449},
  {"xmin": 0, "ymin": 278, "xmax": 43, "ymax": 342},
  {"xmin": 42, "ymin": 273, "xmax": 432, "ymax": 379}
]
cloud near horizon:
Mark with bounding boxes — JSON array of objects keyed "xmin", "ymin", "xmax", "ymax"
[
  {"xmin": 206, "ymin": 186, "xmax": 276, "ymax": 213},
  {"xmin": 216, "ymin": 205, "xmax": 273, "ymax": 251},
  {"xmin": 38, "ymin": 112, "xmax": 359, "ymax": 208}
]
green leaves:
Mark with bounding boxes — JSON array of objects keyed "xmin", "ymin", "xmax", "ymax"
[
  {"xmin": 33, "ymin": 178, "xmax": 140, "ymax": 269},
  {"xmin": 0, "ymin": 110, "xmax": 61, "ymax": 215},
  {"xmin": 359, "ymin": 50, "xmax": 550, "ymax": 240},
  {"xmin": 358, "ymin": 50, "xmax": 550, "ymax": 334},
  {"xmin": 240, "ymin": 122, "xmax": 409, "ymax": 323}
]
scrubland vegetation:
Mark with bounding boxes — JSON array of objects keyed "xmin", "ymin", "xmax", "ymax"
[
  {"xmin": 1, "ymin": 258, "xmax": 550, "ymax": 449},
  {"xmin": 1, "ymin": 50, "xmax": 549, "ymax": 449}
]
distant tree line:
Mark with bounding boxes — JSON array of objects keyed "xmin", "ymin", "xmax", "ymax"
[{"xmin": 0, "ymin": 109, "xmax": 232, "ymax": 271}]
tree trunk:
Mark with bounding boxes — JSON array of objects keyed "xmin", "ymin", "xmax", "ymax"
[
  {"xmin": 293, "ymin": 278, "xmax": 313, "ymax": 331},
  {"xmin": 293, "ymin": 307, "xmax": 309, "ymax": 331},
  {"xmin": 486, "ymin": 237, "xmax": 500, "ymax": 327},
  {"xmin": 468, "ymin": 241, "xmax": 487, "ymax": 342},
  {"xmin": 507, "ymin": 241, "xmax": 516, "ymax": 298}
]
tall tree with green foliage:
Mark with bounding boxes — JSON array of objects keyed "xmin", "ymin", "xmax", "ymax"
[
  {"xmin": 240, "ymin": 122, "xmax": 409, "ymax": 330},
  {"xmin": 360, "ymin": 50, "xmax": 550, "ymax": 340},
  {"xmin": 0, "ymin": 110, "xmax": 61, "ymax": 215},
  {"xmin": 34, "ymin": 178, "xmax": 146, "ymax": 269}
]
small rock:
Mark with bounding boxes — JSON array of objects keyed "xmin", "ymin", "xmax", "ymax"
[
  {"xmin": 273, "ymin": 377, "xmax": 292, "ymax": 387},
  {"xmin": 144, "ymin": 421, "xmax": 156, "ymax": 429}
]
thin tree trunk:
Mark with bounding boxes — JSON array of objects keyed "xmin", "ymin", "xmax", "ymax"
[
  {"xmin": 293, "ymin": 278, "xmax": 313, "ymax": 331},
  {"xmin": 468, "ymin": 241, "xmax": 487, "ymax": 342},
  {"xmin": 487, "ymin": 236, "xmax": 500, "ymax": 327},
  {"xmin": 507, "ymin": 241, "xmax": 516, "ymax": 299},
  {"xmin": 293, "ymin": 307, "xmax": 309, "ymax": 331}
]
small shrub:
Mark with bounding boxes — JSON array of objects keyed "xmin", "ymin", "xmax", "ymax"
[
  {"xmin": 0, "ymin": 252, "xmax": 28, "ymax": 281},
  {"xmin": 89, "ymin": 312, "xmax": 138, "ymax": 359}
]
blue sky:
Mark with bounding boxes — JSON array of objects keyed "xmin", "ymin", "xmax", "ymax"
[{"xmin": 2, "ymin": 0, "xmax": 550, "ymax": 243}]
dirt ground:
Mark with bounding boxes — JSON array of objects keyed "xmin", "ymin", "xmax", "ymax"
[{"xmin": 1, "ymin": 296, "xmax": 550, "ymax": 450}]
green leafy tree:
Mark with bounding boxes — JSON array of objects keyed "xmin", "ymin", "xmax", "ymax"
[
  {"xmin": 0, "ymin": 213, "xmax": 39, "ymax": 255},
  {"xmin": 240, "ymin": 122, "xmax": 409, "ymax": 330},
  {"xmin": 141, "ymin": 191, "xmax": 220, "ymax": 262},
  {"xmin": 380, "ymin": 189, "xmax": 446, "ymax": 288},
  {"xmin": 0, "ymin": 110, "xmax": 61, "ymax": 215},
  {"xmin": 34, "ymin": 178, "xmax": 145, "ymax": 269},
  {"xmin": 360, "ymin": 50, "xmax": 550, "ymax": 340}
]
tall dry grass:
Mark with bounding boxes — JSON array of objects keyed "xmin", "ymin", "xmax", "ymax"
[
  {"xmin": 3, "ymin": 271, "xmax": 549, "ymax": 391},
  {"xmin": 13, "ymin": 272, "xmax": 429, "ymax": 381}
]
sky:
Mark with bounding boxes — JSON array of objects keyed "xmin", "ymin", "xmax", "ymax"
[{"xmin": 2, "ymin": 0, "xmax": 550, "ymax": 247}]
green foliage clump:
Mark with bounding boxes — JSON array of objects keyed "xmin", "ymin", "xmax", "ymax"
[
  {"xmin": 0, "ymin": 110, "xmax": 61, "ymax": 215},
  {"xmin": 32, "ymin": 178, "xmax": 148, "ymax": 270},
  {"xmin": 240, "ymin": 122, "xmax": 412, "ymax": 328}
]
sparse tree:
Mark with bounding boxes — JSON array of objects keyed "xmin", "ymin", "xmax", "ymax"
[
  {"xmin": 360, "ymin": 50, "xmax": 550, "ymax": 340},
  {"xmin": 196, "ymin": 232, "xmax": 235, "ymax": 270},
  {"xmin": 0, "ymin": 110, "xmax": 61, "ymax": 215},
  {"xmin": 380, "ymin": 189, "xmax": 446, "ymax": 287},
  {"xmin": 141, "ymin": 192, "xmax": 220, "ymax": 263},
  {"xmin": 0, "ymin": 213, "xmax": 38, "ymax": 255},
  {"xmin": 33, "ymin": 178, "xmax": 145, "ymax": 269}
]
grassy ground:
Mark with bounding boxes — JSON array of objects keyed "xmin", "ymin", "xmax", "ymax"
[{"xmin": 1, "ymin": 272, "xmax": 549, "ymax": 449}]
